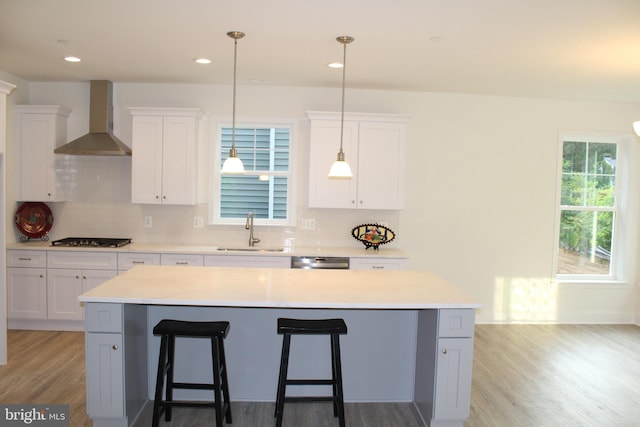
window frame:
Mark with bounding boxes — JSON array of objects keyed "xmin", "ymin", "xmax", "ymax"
[
  {"xmin": 554, "ymin": 131, "xmax": 625, "ymax": 282},
  {"xmin": 209, "ymin": 117, "xmax": 297, "ymax": 226}
]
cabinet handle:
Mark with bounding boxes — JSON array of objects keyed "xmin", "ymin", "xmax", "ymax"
[
  {"xmin": 163, "ymin": 195, "xmax": 166, "ymax": 199},
  {"xmin": 176, "ymin": 261, "xmax": 188, "ymax": 265},
  {"xmin": 372, "ymin": 266, "xmax": 385, "ymax": 269},
  {"xmin": 442, "ymin": 349, "xmax": 448, "ymax": 354},
  {"xmin": 155, "ymin": 195, "xmax": 160, "ymax": 199},
  {"xmin": 112, "ymin": 345, "xmax": 118, "ymax": 350},
  {"xmin": 39, "ymin": 274, "xmax": 44, "ymax": 278},
  {"xmin": 47, "ymin": 193, "xmax": 52, "ymax": 197},
  {"xmin": 351, "ymin": 200, "xmax": 355, "ymax": 204},
  {"xmin": 132, "ymin": 261, "xmax": 145, "ymax": 264},
  {"xmin": 18, "ymin": 257, "xmax": 32, "ymax": 261},
  {"xmin": 359, "ymin": 200, "xmax": 363, "ymax": 204},
  {"xmin": 83, "ymin": 276, "xmax": 87, "ymax": 280}
]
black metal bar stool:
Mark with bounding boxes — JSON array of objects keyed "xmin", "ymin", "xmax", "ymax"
[
  {"xmin": 275, "ymin": 318, "xmax": 348, "ymax": 427},
  {"xmin": 152, "ymin": 319, "xmax": 232, "ymax": 427}
]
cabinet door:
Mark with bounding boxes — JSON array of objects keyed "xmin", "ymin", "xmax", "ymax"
[
  {"xmin": 7, "ymin": 267, "xmax": 47, "ymax": 319},
  {"xmin": 83, "ymin": 270, "xmax": 118, "ymax": 293},
  {"xmin": 161, "ymin": 116, "xmax": 197, "ymax": 205},
  {"xmin": 434, "ymin": 337, "xmax": 473, "ymax": 420},
  {"xmin": 86, "ymin": 332, "xmax": 124, "ymax": 418},
  {"xmin": 357, "ymin": 122, "xmax": 405, "ymax": 209},
  {"xmin": 16, "ymin": 106, "xmax": 70, "ymax": 202},
  {"xmin": 308, "ymin": 119, "xmax": 359, "ymax": 208},
  {"xmin": 18, "ymin": 114, "xmax": 57, "ymax": 201},
  {"xmin": 47, "ymin": 269, "xmax": 83, "ymax": 320},
  {"xmin": 131, "ymin": 115, "xmax": 164, "ymax": 204}
]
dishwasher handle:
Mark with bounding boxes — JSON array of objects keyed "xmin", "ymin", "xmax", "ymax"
[{"xmin": 291, "ymin": 256, "xmax": 350, "ymax": 270}]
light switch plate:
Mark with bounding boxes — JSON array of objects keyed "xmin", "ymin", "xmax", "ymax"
[
  {"xmin": 144, "ymin": 216, "xmax": 152, "ymax": 228},
  {"xmin": 193, "ymin": 217, "xmax": 204, "ymax": 228}
]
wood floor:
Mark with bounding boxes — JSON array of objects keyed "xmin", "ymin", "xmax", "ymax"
[{"xmin": 1, "ymin": 324, "xmax": 639, "ymax": 427}]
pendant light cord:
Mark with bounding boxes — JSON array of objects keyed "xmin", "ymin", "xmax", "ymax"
[
  {"xmin": 232, "ymin": 36, "xmax": 238, "ymax": 151},
  {"xmin": 339, "ymin": 40, "xmax": 347, "ymax": 155}
]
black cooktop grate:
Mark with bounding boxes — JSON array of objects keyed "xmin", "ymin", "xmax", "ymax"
[{"xmin": 50, "ymin": 237, "xmax": 133, "ymax": 248}]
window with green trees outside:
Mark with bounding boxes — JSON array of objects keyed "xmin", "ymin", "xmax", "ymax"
[{"xmin": 557, "ymin": 139, "xmax": 617, "ymax": 277}]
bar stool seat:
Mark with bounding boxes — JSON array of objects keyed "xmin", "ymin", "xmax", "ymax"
[
  {"xmin": 275, "ymin": 318, "xmax": 348, "ymax": 427},
  {"xmin": 152, "ymin": 319, "xmax": 232, "ymax": 427}
]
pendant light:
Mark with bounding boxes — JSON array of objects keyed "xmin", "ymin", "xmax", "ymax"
[
  {"xmin": 633, "ymin": 120, "xmax": 640, "ymax": 137},
  {"xmin": 221, "ymin": 31, "xmax": 246, "ymax": 174},
  {"xmin": 328, "ymin": 36, "xmax": 355, "ymax": 179}
]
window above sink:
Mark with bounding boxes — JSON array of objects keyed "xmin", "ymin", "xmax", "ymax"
[{"xmin": 210, "ymin": 120, "xmax": 296, "ymax": 227}]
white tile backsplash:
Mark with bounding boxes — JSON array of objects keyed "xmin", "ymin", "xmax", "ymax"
[{"xmin": 30, "ymin": 157, "xmax": 401, "ymax": 249}]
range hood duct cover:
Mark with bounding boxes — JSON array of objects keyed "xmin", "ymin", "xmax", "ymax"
[{"xmin": 54, "ymin": 80, "xmax": 132, "ymax": 156}]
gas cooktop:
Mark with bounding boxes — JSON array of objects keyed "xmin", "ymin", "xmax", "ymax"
[{"xmin": 50, "ymin": 237, "xmax": 132, "ymax": 248}]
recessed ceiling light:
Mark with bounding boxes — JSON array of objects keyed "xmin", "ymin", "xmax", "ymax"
[
  {"xmin": 64, "ymin": 56, "xmax": 81, "ymax": 63},
  {"xmin": 194, "ymin": 58, "xmax": 212, "ymax": 64},
  {"xmin": 328, "ymin": 62, "xmax": 344, "ymax": 69}
]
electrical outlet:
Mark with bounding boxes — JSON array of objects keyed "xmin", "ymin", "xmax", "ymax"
[
  {"xmin": 301, "ymin": 218, "xmax": 316, "ymax": 230},
  {"xmin": 144, "ymin": 216, "xmax": 152, "ymax": 228},
  {"xmin": 193, "ymin": 217, "xmax": 204, "ymax": 228}
]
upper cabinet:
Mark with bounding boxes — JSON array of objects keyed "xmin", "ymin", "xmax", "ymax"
[
  {"xmin": 307, "ymin": 111, "xmax": 409, "ymax": 209},
  {"xmin": 16, "ymin": 105, "xmax": 71, "ymax": 202},
  {"xmin": 128, "ymin": 108, "xmax": 201, "ymax": 205}
]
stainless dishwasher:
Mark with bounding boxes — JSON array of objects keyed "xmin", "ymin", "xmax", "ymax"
[{"xmin": 290, "ymin": 256, "xmax": 350, "ymax": 269}]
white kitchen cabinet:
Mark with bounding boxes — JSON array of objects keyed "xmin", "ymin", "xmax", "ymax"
[
  {"xmin": 307, "ymin": 111, "xmax": 409, "ymax": 210},
  {"xmin": 7, "ymin": 268, "xmax": 47, "ymax": 319},
  {"xmin": 117, "ymin": 252, "xmax": 160, "ymax": 273},
  {"xmin": 47, "ymin": 251, "xmax": 118, "ymax": 321},
  {"xmin": 204, "ymin": 254, "xmax": 291, "ymax": 268},
  {"xmin": 415, "ymin": 309, "xmax": 475, "ymax": 427},
  {"xmin": 129, "ymin": 107, "xmax": 201, "ymax": 205},
  {"xmin": 7, "ymin": 250, "xmax": 47, "ymax": 320},
  {"xmin": 350, "ymin": 257, "xmax": 407, "ymax": 270},
  {"xmin": 15, "ymin": 105, "xmax": 71, "ymax": 201},
  {"xmin": 47, "ymin": 269, "xmax": 117, "ymax": 320},
  {"xmin": 161, "ymin": 253, "xmax": 204, "ymax": 266}
]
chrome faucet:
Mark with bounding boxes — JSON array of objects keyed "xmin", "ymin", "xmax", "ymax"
[{"xmin": 245, "ymin": 212, "xmax": 261, "ymax": 247}]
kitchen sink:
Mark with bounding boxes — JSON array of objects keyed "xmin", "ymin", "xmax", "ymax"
[{"xmin": 216, "ymin": 247, "xmax": 285, "ymax": 253}]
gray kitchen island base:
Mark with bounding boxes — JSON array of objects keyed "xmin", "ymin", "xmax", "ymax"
[
  {"xmin": 85, "ymin": 303, "xmax": 475, "ymax": 427},
  {"xmin": 80, "ymin": 266, "xmax": 479, "ymax": 427}
]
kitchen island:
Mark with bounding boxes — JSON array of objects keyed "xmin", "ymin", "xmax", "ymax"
[{"xmin": 79, "ymin": 265, "xmax": 480, "ymax": 427}]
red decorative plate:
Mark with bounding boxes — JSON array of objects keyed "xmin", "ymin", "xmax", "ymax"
[
  {"xmin": 15, "ymin": 202, "xmax": 54, "ymax": 240},
  {"xmin": 351, "ymin": 223, "xmax": 396, "ymax": 250}
]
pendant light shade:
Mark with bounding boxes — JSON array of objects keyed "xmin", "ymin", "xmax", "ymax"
[
  {"xmin": 633, "ymin": 120, "xmax": 640, "ymax": 137},
  {"xmin": 221, "ymin": 31, "xmax": 245, "ymax": 174},
  {"xmin": 328, "ymin": 36, "xmax": 354, "ymax": 179}
]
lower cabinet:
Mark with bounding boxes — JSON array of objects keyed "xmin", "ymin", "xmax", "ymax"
[
  {"xmin": 7, "ymin": 250, "xmax": 48, "ymax": 320},
  {"xmin": 85, "ymin": 302, "xmax": 148, "ymax": 427},
  {"xmin": 204, "ymin": 254, "xmax": 291, "ymax": 268},
  {"xmin": 86, "ymin": 332, "xmax": 124, "ymax": 418},
  {"xmin": 7, "ymin": 267, "xmax": 47, "ymax": 319},
  {"xmin": 414, "ymin": 309, "xmax": 475, "ymax": 427},
  {"xmin": 48, "ymin": 269, "xmax": 117, "ymax": 320}
]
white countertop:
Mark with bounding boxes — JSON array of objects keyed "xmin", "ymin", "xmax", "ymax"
[
  {"xmin": 79, "ymin": 265, "xmax": 480, "ymax": 309},
  {"xmin": 7, "ymin": 241, "xmax": 408, "ymax": 259}
]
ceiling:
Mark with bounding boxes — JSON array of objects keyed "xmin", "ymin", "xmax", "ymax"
[{"xmin": 2, "ymin": 0, "xmax": 640, "ymax": 103}]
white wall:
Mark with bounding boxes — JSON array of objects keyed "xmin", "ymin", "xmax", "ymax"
[{"xmin": 4, "ymin": 78, "xmax": 640, "ymax": 324}]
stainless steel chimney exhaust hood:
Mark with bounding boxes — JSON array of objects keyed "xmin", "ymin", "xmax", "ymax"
[{"xmin": 55, "ymin": 80, "xmax": 132, "ymax": 156}]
